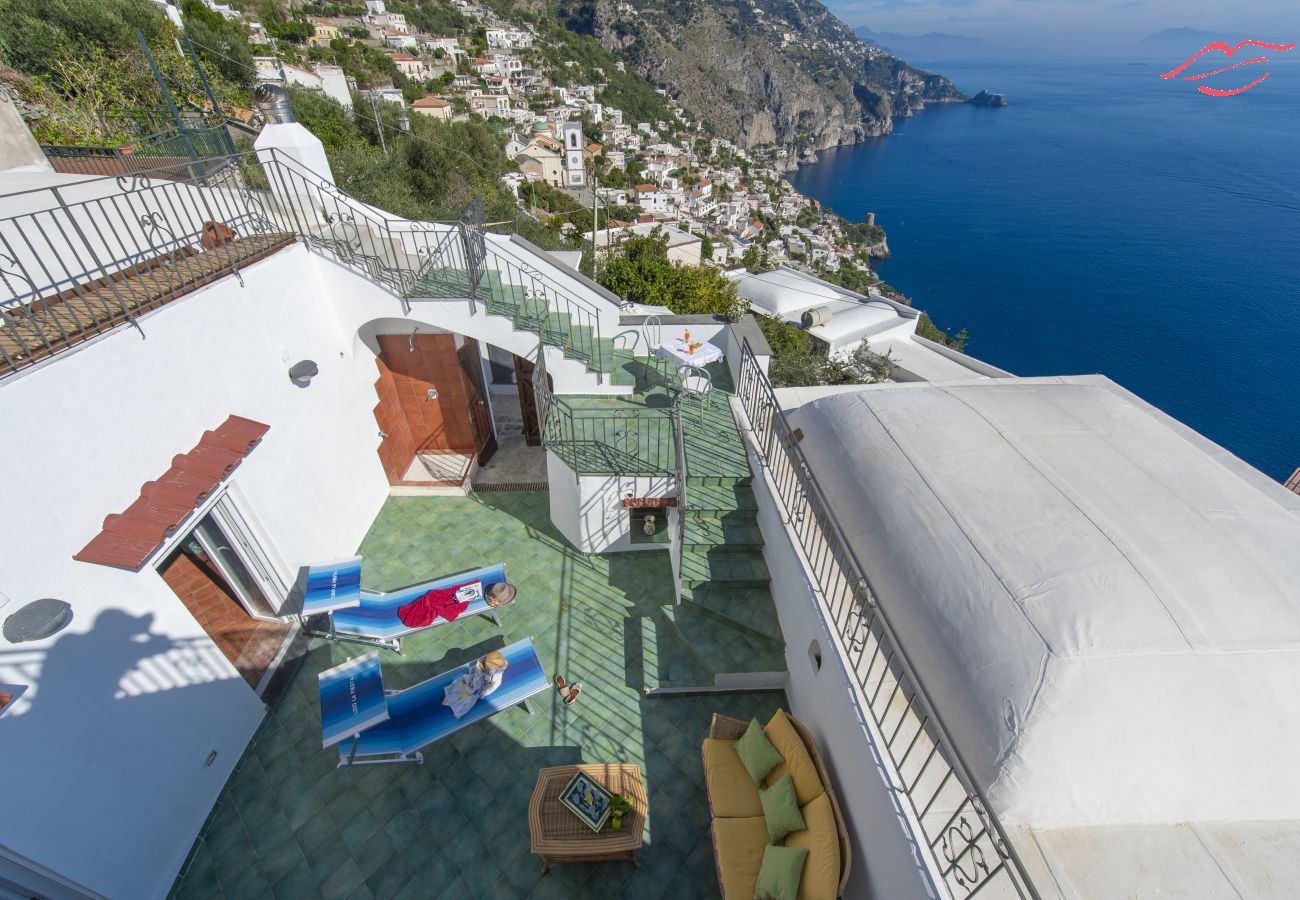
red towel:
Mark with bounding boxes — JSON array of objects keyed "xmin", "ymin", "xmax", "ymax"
[{"xmin": 397, "ymin": 584, "xmax": 472, "ymax": 627}]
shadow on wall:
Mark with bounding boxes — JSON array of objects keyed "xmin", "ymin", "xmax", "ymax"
[{"xmin": 0, "ymin": 608, "xmax": 254, "ymax": 896}]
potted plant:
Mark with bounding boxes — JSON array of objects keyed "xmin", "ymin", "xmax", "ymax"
[{"xmin": 609, "ymin": 794, "xmax": 634, "ymax": 830}]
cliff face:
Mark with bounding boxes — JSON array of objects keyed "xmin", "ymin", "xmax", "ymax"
[{"xmin": 552, "ymin": 0, "xmax": 964, "ymax": 152}]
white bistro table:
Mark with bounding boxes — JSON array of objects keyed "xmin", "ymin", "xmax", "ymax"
[{"xmin": 654, "ymin": 338, "xmax": 724, "ymax": 369}]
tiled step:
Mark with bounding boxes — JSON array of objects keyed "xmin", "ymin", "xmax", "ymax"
[
  {"xmin": 660, "ymin": 603, "xmax": 786, "ymax": 679},
  {"xmin": 680, "ymin": 585, "xmax": 784, "ymax": 642},
  {"xmin": 683, "ymin": 515, "xmax": 763, "ymax": 550},
  {"xmin": 680, "ymin": 547, "xmax": 770, "ymax": 589},
  {"xmin": 682, "ymin": 399, "xmax": 752, "ymax": 482},
  {"xmin": 640, "ymin": 612, "xmax": 712, "ymax": 692},
  {"xmin": 685, "ymin": 482, "xmax": 758, "ymax": 516}
]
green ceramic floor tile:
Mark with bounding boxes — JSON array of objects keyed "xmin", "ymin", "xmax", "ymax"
[{"xmin": 170, "ymin": 493, "xmax": 790, "ymax": 900}]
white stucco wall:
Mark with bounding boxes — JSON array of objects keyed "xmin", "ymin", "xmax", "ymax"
[
  {"xmin": 0, "ymin": 246, "xmax": 396, "ymax": 899},
  {"xmin": 0, "ymin": 232, "xmax": 638, "ymax": 896},
  {"xmin": 746, "ymin": 427, "xmax": 939, "ymax": 900},
  {"xmin": 546, "ymin": 456, "xmax": 673, "ymax": 553}
]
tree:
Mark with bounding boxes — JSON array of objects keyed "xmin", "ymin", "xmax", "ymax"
[
  {"xmin": 598, "ymin": 231, "xmax": 745, "ymax": 316},
  {"xmin": 756, "ymin": 315, "xmax": 893, "ymax": 387},
  {"xmin": 179, "ymin": 0, "xmax": 254, "ymax": 88},
  {"xmin": 0, "ymin": 0, "xmax": 168, "ymax": 79},
  {"xmin": 699, "ymin": 233, "xmax": 714, "ymax": 261},
  {"xmin": 267, "ymin": 19, "xmax": 312, "ymax": 43}
]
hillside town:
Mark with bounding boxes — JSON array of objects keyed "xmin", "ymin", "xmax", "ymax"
[{"xmin": 195, "ymin": 0, "xmax": 888, "ymax": 281}]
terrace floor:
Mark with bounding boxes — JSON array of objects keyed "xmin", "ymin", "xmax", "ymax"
[{"xmin": 171, "ymin": 492, "xmax": 787, "ymax": 900}]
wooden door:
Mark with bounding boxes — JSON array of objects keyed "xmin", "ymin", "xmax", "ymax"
[
  {"xmin": 514, "ymin": 354, "xmax": 543, "ymax": 446},
  {"xmin": 457, "ymin": 337, "xmax": 497, "ymax": 465}
]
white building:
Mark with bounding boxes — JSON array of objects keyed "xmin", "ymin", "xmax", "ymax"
[
  {"xmin": 486, "ymin": 27, "xmax": 532, "ymax": 49},
  {"xmin": 423, "ymin": 36, "xmax": 464, "ymax": 58},
  {"xmin": 561, "ymin": 120, "xmax": 586, "ymax": 188},
  {"xmin": 503, "ymin": 133, "xmax": 528, "ymax": 159},
  {"xmin": 582, "ymin": 222, "xmax": 703, "ymax": 266},
  {"xmin": 489, "ymin": 52, "xmax": 522, "ymax": 76},
  {"xmin": 382, "ymin": 31, "xmax": 417, "ymax": 50},
  {"xmin": 467, "ymin": 91, "xmax": 511, "ymax": 118},
  {"xmin": 410, "ymin": 95, "xmax": 452, "ymax": 120},
  {"xmin": 633, "ymin": 183, "xmax": 670, "ymax": 214},
  {"xmin": 389, "ymin": 54, "xmax": 428, "ymax": 80},
  {"xmin": 252, "ymin": 59, "xmax": 353, "ymax": 111}
]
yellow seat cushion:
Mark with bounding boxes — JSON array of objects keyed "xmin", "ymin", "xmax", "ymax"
[
  {"xmin": 712, "ymin": 815, "xmax": 769, "ymax": 898},
  {"xmin": 703, "ymin": 738, "xmax": 763, "ymax": 818},
  {"xmin": 783, "ymin": 794, "xmax": 842, "ymax": 900},
  {"xmin": 763, "ymin": 709, "xmax": 826, "ymax": 807}
]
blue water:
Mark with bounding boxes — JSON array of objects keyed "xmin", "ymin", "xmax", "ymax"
[{"xmin": 789, "ymin": 58, "xmax": 1300, "ymax": 481}]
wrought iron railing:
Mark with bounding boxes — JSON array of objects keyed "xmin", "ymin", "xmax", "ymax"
[
  {"xmin": 735, "ymin": 338, "xmax": 1039, "ymax": 900},
  {"xmin": 672, "ymin": 404, "xmax": 689, "ymax": 592},
  {"xmin": 484, "ymin": 237, "xmax": 608, "ymax": 376},
  {"xmin": 4, "ymin": 143, "xmax": 621, "ymax": 387},
  {"xmin": 41, "ymin": 122, "xmax": 237, "ymax": 180},
  {"xmin": 0, "ymin": 153, "xmax": 296, "ymax": 374},
  {"xmin": 543, "ymin": 403, "xmax": 675, "ymax": 476},
  {"xmin": 248, "ymin": 149, "xmax": 467, "ymax": 304}
]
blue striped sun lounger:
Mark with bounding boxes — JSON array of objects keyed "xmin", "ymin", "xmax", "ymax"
[
  {"xmin": 317, "ymin": 637, "xmax": 549, "ymax": 766},
  {"xmin": 300, "ymin": 557, "xmax": 510, "ymax": 654}
]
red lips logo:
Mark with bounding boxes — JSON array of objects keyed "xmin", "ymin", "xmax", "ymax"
[{"xmin": 1160, "ymin": 39, "xmax": 1296, "ymax": 96}]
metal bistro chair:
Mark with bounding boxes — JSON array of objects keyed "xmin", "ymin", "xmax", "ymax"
[
  {"xmin": 642, "ymin": 314, "xmax": 671, "ymax": 395},
  {"xmin": 676, "ymin": 364, "xmax": 713, "ymax": 424}
]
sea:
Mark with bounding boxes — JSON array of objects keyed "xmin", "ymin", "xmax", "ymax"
[{"xmin": 788, "ymin": 57, "xmax": 1300, "ymax": 482}]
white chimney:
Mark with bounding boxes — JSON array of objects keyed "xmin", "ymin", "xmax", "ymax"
[
  {"xmin": 0, "ymin": 93, "xmax": 53, "ymax": 173},
  {"xmin": 252, "ymin": 83, "xmax": 335, "ymax": 187}
]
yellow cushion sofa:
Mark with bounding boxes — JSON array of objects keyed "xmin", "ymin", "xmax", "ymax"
[{"xmin": 703, "ymin": 710, "xmax": 852, "ymax": 899}]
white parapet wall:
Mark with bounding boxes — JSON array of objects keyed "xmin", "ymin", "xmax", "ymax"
[
  {"xmin": 738, "ymin": 401, "xmax": 939, "ymax": 900},
  {"xmin": 546, "ymin": 454, "xmax": 674, "ymax": 553}
]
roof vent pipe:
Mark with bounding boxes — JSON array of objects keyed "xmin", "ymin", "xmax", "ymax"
[
  {"xmin": 801, "ymin": 306, "xmax": 832, "ymax": 329},
  {"xmin": 255, "ymin": 82, "xmax": 295, "ymax": 125}
]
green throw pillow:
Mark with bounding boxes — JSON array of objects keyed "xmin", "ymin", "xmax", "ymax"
[
  {"xmin": 754, "ymin": 843, "xmax": 808, "ymax": 900},
  {"xmin": 735, "ymin": 717, "xmax": 784, "ymax": 785},
  {"xmin": 759, "ymin": 773, "xmax": 807, "ymax": 843}
]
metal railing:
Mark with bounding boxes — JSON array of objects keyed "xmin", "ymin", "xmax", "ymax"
[
  {"xmin": 543, "ymin": 402, "xmax": 676, "ymax": 476},
  {"xmin": 251, "ymin": 149, "xmax": 467, "ymax": 304},
  {"xmin": 3, "ymin": 143, "xmax": 622, "ymax": 385},
  {"xmin": 0, "ymin": 153, "xmax": 294, "ymax": 374},
  {"xmin": 735, "ymin": 338, "xmax": 1038, "ymax": 900},
  {"xmin": 483, "ymin": 237, "xmax": 608, "ymax": 376},
  {"xmin": 673, "ymin": 404, "xmax": 689, "ymax": 590},
  {"xmin": 41, "ymin": 122, "xmax": 237, "ymax": 180}
]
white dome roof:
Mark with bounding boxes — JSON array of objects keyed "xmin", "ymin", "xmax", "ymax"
[
  {"xmin": 787, "ymin": 376, "xmax": 1300, "ymax": 829},
  {"xmin": 730, "ymin": 266, "xmax": 855, "ymax": 318}
]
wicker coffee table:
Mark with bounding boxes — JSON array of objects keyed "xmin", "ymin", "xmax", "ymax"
[{"xmin": 528, "ymin": 763, "xmax": 646, "ymax": 873}]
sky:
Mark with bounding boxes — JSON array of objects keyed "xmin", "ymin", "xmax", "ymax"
[{"xmin": 823, "ymin": 0, "xmax": 1300, "ymax": 51}]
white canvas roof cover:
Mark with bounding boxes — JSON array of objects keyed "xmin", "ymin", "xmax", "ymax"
[
  {"xmin": 729, "ymin": 266, "xmax": 874, "ymax": 319},
  {"xmin": 729, "ymin": 266, "xmax": 919, "ymax": 351},
  {"xmin": 871, "ymin": 335, "xmax": 993, "ymax": 382},
  {"xmin": 807, "ymin": 300, "xmax": 910, "ymax": 347},
  {"xmin": 788, "ymin": 376, "xmax": 1300, "ymax": 825},
  {"xmin": 785, "ymin": 375, "xmax": 1300, "ymax": 894}
]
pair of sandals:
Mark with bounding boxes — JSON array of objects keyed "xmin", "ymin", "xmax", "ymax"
[{"xmin": 553, "ymin": 675, "xmax": 582, "ymax": 705}]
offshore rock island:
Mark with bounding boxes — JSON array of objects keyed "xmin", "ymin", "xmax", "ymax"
[{"xmin": 969, "ymin": 89, "xmax": 1008, "ymax": 107}]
